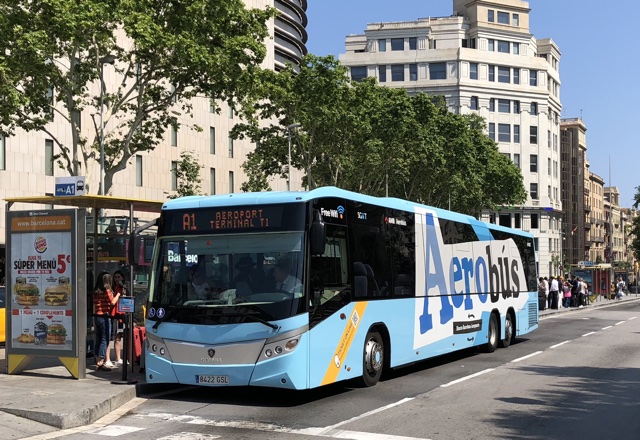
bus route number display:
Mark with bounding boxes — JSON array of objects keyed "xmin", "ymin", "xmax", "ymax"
[{"xmin": 180, "ymin": 206, "xmax": 283, "ymax": 232}]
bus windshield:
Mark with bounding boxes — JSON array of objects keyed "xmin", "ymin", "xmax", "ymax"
[{"xmin": 150, "ymin": 232, "xmax": 305, "ymax": 324}]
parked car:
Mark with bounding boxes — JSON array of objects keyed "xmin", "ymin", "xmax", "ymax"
[{"xmin": 0, "ymin": 286, "xmax": 5, "ymax": 344}]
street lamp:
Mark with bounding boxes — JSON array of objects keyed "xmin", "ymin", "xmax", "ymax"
[
  {"xmin": 286, "ymin": 123, "xmax": 301, "ymax": 191},
  {"xmin": 99, "ymin": 54, "xmax": 116, "ymax": 195}
]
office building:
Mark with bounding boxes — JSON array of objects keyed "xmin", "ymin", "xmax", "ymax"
[{"xmin": 338, "ymin": 0, "xmax": 562, "ymax": 274}]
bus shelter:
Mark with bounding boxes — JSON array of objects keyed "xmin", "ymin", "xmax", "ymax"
[{"xmin": 4, "ymin": 195, "xmax": 162, "ymax": 379}]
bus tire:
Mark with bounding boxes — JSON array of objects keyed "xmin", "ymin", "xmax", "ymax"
[
  {"xmin": 358, "ymin": 330, "xmax": 384, "ymax": 387},
  {"xmin": 484, "ymin": 313, "xmax": 498, "ymax": 353},
  {"xmin": 499, "ymin": 312, "xmax": 514, "ymax": 348}
]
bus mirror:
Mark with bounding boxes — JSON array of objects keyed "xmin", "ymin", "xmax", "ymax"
[{"xmin": 310, "ymin": 211, "xmax": 326, "ymax": 255}]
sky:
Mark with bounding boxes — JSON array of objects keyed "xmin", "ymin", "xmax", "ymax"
[{"xmin": 305, "ymin": 0, "xmax": 640, "ymax": 208}]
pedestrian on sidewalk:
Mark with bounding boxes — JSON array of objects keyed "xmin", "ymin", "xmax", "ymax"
[
  {"xmin": 93, "ymin": 271, "xmax": 122, "ymax": 371},
  {"xmin": 562, "ymin": 278, "xmax": 572, "ymax": 308},
  {"xmin": 538, "ymin": 277, "xmax": 547, "ymax": 311},
  {"xmin": 549, "ymin": 276, "xmax": 559, "ymax": 309},
  {"xmin": 616, "ymin": 277, "xmax": 626, "ymax": 300}
]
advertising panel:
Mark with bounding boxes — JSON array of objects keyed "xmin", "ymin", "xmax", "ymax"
[{"xmin": 6, "ymin": 209, "xmax": 78, "ymax": 357}]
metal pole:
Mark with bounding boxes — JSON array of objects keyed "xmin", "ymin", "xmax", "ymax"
[
  {"xmin": 99, "ymin": 63, "xmax": 105, "ymax": 196},
  {"xmin": 287, "ymin": 129, "xmax": 291, "ymax": 191}
]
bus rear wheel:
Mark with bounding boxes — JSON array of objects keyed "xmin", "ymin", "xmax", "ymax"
[
  {"xmin": 484, "ymin": 313, "xmax": 498, "ymax": 353},
  {"xmin": 499, "ymin": 313, "xmax": 514, "ymax": 348},
  {"xmin": 358, "ymin": 330, "xmax": 384, "ymax": 387}
]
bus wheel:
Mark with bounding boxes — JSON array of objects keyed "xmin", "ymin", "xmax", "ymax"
[
  {"xmin": 359, "ymin": 330, "xmax": 384, "ymax": 387},
  {"xmin": 499, "ymin": 313, "xmax": 514, "ymax": 348},
  {"xmin": 484, "ymin": 313, "xmax": 498, "ymax": 353}
]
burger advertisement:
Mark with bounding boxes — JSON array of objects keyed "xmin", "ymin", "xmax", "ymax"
[{"xmin": 7, "ymin": 209, "xmax": 77, "ymax": 355}]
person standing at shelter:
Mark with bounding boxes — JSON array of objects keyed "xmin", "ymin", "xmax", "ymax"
[
  {"xmin": 93, "ymin": 272, "xmax": 121, "ymax": 371},
  {"xmin": 107, "ymin": 270, "xmax": 128, "ymax": 367}
]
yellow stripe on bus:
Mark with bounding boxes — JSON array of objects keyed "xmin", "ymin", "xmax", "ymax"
[{"xmin": 321, "ymin": 301, "xmax": 368, "ymax": 386}]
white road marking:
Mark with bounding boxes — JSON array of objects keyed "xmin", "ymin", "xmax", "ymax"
[
  {"xmin": 511, "ymin": 351, "xmax": 543, "ymax": 363},
  {"xmin": 157, "ymin": 434, "xmax": 221, "ymax": 440},
  {"xmin": 615, "ymin": 321, "xmax": 625, "ymax": 326},
  {"xmin": 329, "ymin": 430, "xmax": 431, "ymax": 440},
  {"xmin": 582, "ymin": 331, "xmax": 596, "ymax": 337},
  {"xmin": 601, "ymin": 326, "xmax": 612, "ymax": 330},
  {"xmin": 312, "ymin": 398, "xmax": 414, "ymax": 434},
  {"xmin": 549, "ymin": 340, "xmax": 570, "ymax": 349},
  {"xmin": 440, "ymin": 368, "xmax": 494, "ymax": 388},
  {"xmin": 87, "ymin": 425, "xmax": 144, "ymax": 436},
  {"xmin": 629, "ymin": 317, "xmax": 637, "ymax": 320}
]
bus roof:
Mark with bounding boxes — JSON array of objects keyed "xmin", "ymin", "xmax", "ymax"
[{"xmin": 162, "ymin": 187, "xmax": 532, "ymax": 239}]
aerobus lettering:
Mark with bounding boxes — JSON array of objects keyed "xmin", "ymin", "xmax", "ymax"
[{"xmin": 419, "ymin": 213, "xmax": 523, "ymax": 335}]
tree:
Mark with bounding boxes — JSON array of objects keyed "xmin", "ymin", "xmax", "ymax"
[
  {"xmin": 629, "ymin": 186, "xmax": 640, "ymax": 264},
  {"xmin": 168, "ymin": 151, "xmax": 204, "ymax": 199},
  {"xmin": 0, "ymin": 0, "xmax": 274, "ymax": 194}
]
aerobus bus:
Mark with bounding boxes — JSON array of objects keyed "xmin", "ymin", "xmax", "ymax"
[{"xmin": 136, "ymin": 187, "xmax": 538, "ymax": 389}]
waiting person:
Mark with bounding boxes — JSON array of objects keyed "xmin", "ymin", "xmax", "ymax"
[
  {"xmin": 549, "ymin": 276, "xmax": 559, "ymax": 309},
  {"xmin": 273, "ymin": 259, "xmax": 302, "ymax": 294},
  {"xmin": 93, "ymin": 272, "xmax": 121, "ymax": 371},
  {"xmin": 107, "ymin": 270, "xmax": 128, "ymax": 367},
  {"xmin": 616, "ymin": 277, "xmax": 626, "ymax": 300}
]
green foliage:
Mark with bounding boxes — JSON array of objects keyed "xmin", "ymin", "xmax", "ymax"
[
  {"xmin": 630, "ymin": 186, "xmax": 640, "ymax": 263},
  {"xmin": 0, "ymin": 0, "xmax": 274, "ymax": 194},
  {"xmin": 235, "ymin": 54, "xmax": 526, "ymax": 215},
  {"xmin": 168, "ymin": 151, "xmax": 203, "ymax": 199}
]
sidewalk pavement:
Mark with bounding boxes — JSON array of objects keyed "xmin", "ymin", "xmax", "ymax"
[{"xmin": 1, "ymin": 294, "xmax": 639, "ymax": 438}]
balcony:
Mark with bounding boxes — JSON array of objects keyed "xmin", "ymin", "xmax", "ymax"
[
  {"xmin": 584, "ymin": 203, "xmax": 591, "ymax": 212},
  {"xmin": 585, "ymin": 221, "xmax": 592, "ymax": 229},
  {"xmin": 593, "ymin": 236, "xmax": 605, "ymax": 243}
]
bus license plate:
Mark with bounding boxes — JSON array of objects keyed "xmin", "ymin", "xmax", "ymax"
[{"xmin": 197, "ymin": 375, "xmax": 230, "ymax": 385}]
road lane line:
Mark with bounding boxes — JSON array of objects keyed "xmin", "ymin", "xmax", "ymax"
[
  {"xmin": 440, "ymin": 368, "xmax": 494, "ymax": 388},
  {"xmin": 629, "ymin": 317, "xmax": 637, "ymax": 320},
  {"xmin": 582, "ymin": 331, "xmax": 596, "ymax": 337},
  {"xmin": 601, "ymin": 326, "xmax": 612, "ymax": 330},
  {"xmin": 615, "ymin": 321, "xmax": 625, "ymax": 326},
  {"xmin": 329, "ymin": 430, "xmax": 431, "ymax": 440},
  {"xmin": 549, "ymin": 340, "xmax": 570, "ymax": 349},
  {"xmin": 312, "ymin": 398, "xmax": 415, "ymax": 434},
  {"xmin": 511, "ymin": 351, "xmax": 543, "ymax": 363}
]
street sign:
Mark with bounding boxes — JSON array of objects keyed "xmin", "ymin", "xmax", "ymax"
[{"xmin": 55, "ymin": 177, "xmax": 86, "ymax": 197}]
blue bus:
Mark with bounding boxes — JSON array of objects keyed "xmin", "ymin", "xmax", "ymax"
[{"xmin": 138, "ymin": 187, "xmax": 538, "ymax": 389}]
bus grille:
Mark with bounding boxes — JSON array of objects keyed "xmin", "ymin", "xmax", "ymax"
[{"xmin": 528, "ymin": 302, "xmax": 538, "ymax": 326}]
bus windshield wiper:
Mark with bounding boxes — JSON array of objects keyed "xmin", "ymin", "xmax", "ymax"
[{"xmin": 204, "ymin": 311, "xmax": 278, "ymax": 330}]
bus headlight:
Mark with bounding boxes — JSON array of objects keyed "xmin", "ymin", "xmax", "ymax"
[{"xmin": 260, "ymin": 335, "xmax": 301, "ymax": 362}]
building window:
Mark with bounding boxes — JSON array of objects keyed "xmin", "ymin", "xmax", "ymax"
[
  {"xmin": 228, "ymin": 136, "xmax": 234, "ymax": 158},
  {"xmin": 513, "ymin": 68, "xmax": 520, "ymax": 84},
  {"xmin": 489, "ymin": 123, "xmax": 495, "ymax": 140},
  {"xmin": 0, "ymin": 134, "xmax": 5, "ymax": 170},
  {"xmin": 391, "ymin": 38, "xmax": 404, "ymax": 51},
  {"xmin": 378, "ymin": 65, "xmax": 387, "ymax": 82},
  {"xmin": 514, "ymin": 125, "xmax": 520, "ymax": 143},
  {"xmin": 530, "ymin": 70, "xmax": 538, "ymax": 86},
  {"xmin": 513, "ymin": 14, "xmax": 520, "ymax": 26},
  {"xmin": 470, "ymin": 63, "xmax": 478, "ymax": 80},
  {"xmin": 409, "ymin": 37, "xmax": 417, "ymax": 50},
  {"xmin": 429, "ymin": 62, "xmax": 446, "ymax": 80},
  {"xmin": 210, "ymin": 127, "xmax": 216, "ymax": 154},
  {"xmin": 391, "ymin": 64, "xmax": 404, "ymax": 82},
  {"xmin": 548, "ymin": 158, "xmax": 552, "ymax": 176},
  {"xmin": 498, "ymin": 123, "xmax": 511, "ymax": 142},
  {"xmin": 229, "ymin": 171, "xmax": 234, "ymax": 193},
  {"xmin": 530, "ymin": 154, "xmax": 538, "ymax": 172},
  {"xmin": 498, "ymin": 99, "xmax": 510, "ymax": 113},
  {"xmin": 488, "ymin": 9, "xmax": 495, "ymax": 22},
  {"xmin": 531, "ymin": 213, "xmax": 539, "ymax": 229},
  {"xmin": 488, "ymin": 39, "xmax": 495, "ymax": 52},
  {"xmin": 514, "ymin": 213, "xmax": 521, "ymax": 228},
  {"xmin": 170, "ymin": 118, "xmax": 177, "ymax": 147},
  {"xmin": 498, "ymin": 66, "xmax": 510, "ymax": 83},
  {"xmin": 514, "ymin": 153, "xmax": 520, "ymax": 168},
  {"xmin": 513, "ymin": 100, "xmax": 520, "ymax": 113},
  {"xmin": 136, "ymin": 155, "xmax": 143, "ymax": 186},
  {"xmin": 378, "ymin": 39, "xmax": 387, "ymax": 52},
  {"xmin": 530, "ymin": 126, "xmax": 538, "ymax": 144},
  {"xmin": 498, "ymin": 11, "xmax": 510, "ymax": 24},
  {"xmin": 499, "ymin": 213, "xmax": 511, "ymax": 227},
  {"xmin": 409, "ymin": 64, "xmax": 418, "ymax": 81},
  {"xmin": 547, "ymin": 130, "xmax": 551, "ymax": 147},
  {"xmin": 210, "ymin": 168, "xmax": 216, "ymax": 195},
  {"xmin": 171, "ymin": 161, "xmax": 178, "ymax": 191},
  {"xmin": 488, "ymin": 65, "xmax": 495, "ymax": 82},
  {"xmin": 351, "ymin": 66, "xmax": 367, "ymax": 82},
  {"xmin": 530, "ymin": 102, "xmax": 538, "ymax": 115},
  {"xmin": 512, "ymin": 43, "xmax": 519, "ymax": 55},
  {"xmin": 45, "ymin": 139, "xmax": 54, "ymax": 176},
  {"xmin": 530, "ymin": 184, "xmax": 539, "ymax": 201},
  {"xmin": 489, "ymin": 98, "xmax": 495, "ymax": 112},
  {"xmin": 470, "ymin": 96, "xmax": 479, "ymax": 110},
  {"xmin": 498, "ymin": 40, "xmax": 509, "ymax": 53}
]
